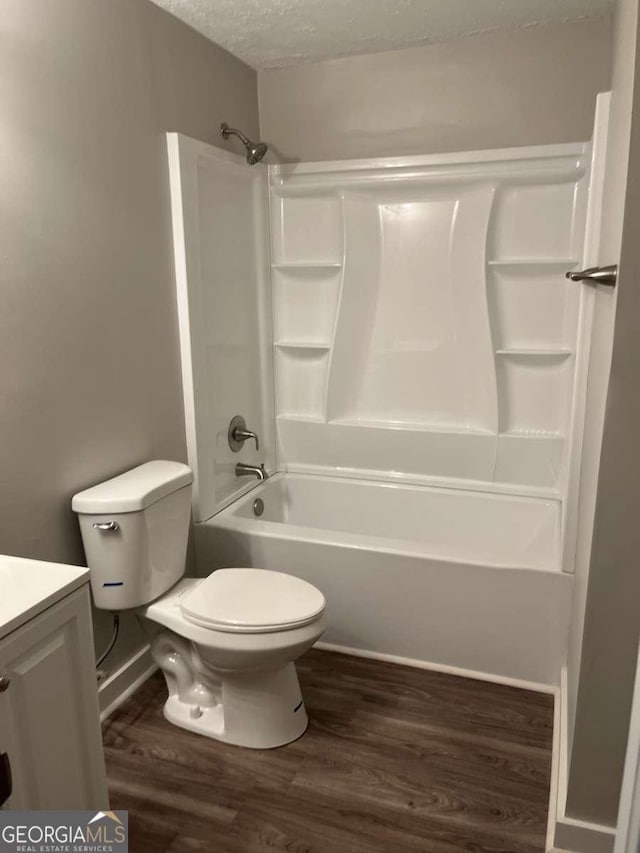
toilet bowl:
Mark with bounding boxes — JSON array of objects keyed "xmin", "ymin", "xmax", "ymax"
[
  {"xmin": 72, "ymin": 461, "xmax": 326, "ymax": 749},
  {"xmin": 143, "ymin": 572, "xmax": 327, "ymax": 748}
]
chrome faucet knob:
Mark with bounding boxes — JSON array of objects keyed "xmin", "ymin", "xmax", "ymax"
[{"xmin": 228, "ymin": 415, "xmax": 260, "ymax": 452}]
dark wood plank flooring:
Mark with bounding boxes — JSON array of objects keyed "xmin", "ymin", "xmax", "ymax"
[{"xmin": 103, "ymin": 649, "xmax": 554, "ymax": 853}]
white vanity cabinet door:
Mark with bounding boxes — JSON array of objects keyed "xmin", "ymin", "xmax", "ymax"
[{"xmin": 0, "ymin": 586, "xmax": 108, "ymax": 809}]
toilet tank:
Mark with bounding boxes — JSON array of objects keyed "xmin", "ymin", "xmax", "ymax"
[{"xmin": 72, "ymin": 461, "xmax": 193, "ymax": 611}]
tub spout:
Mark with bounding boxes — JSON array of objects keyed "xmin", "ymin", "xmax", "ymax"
[{"xmin": 235, "ymin": 462, "xmax": 268, "ymax": 481}]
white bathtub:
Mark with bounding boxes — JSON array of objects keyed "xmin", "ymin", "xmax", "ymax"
[{"xmin": 195, "ymin": 473, "xmax": 572, "ymax": 686}]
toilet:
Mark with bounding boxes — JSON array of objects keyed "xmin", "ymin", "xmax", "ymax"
[{"xmin": 72, "ymin": 460, "xmax": 327, "ymax": 749}]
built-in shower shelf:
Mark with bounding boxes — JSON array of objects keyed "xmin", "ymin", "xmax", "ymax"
[
  {"xmin": 275, "ymin": 341, "xmax": 332, "ymax": 351},
  {"xmin": 499, "ymin": 429, "xmax": 564, "ymax": 438},
  {"xmin": 496, "ymin": 348, "xmax": 572, "ymax": 359},
  {"xmin": 488, "ymin": 259, "xmax": 578, "ymax": 272},
  {"xmin": 272, "ymin": 262, "xmax": 343, "ymax": 272},
  {"xmin": 277, "ymin": 413, "xmax": 326, "ymax": 424}
]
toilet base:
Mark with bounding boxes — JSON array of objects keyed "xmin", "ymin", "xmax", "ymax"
[
  {"xmin": 162, "ymin": 663, "xmax": 309, "ymax": 748},
  {"xmin": 150, "ymin": 629, "xmax": 309, "ymax": 748}
]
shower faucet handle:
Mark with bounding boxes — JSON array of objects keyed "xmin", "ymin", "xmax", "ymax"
[
  {"xmin": 228, "ymin": 415, "xmax": 260, "ymax": 452},
  {"xmin": 233, "ymin": 428, "xmax": 260, "ymax": 451}
]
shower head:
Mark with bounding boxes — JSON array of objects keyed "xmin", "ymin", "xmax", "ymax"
[{"xmin": 220, "ymin": 122, "xmax": 268, "ymax": 165}]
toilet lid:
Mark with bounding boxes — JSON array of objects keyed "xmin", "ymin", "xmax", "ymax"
[{"xmin": 180, "ymin": 569, "xmax": 326, "ymax": 633}]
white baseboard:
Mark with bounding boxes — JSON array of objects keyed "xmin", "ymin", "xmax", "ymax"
[
  {"xmin": 546, "ymin": 670, "xmax": 563, "ymax": 852},
  {"xmin": 548, "ymin": 665, "xmax": 616, "ymax": 853},
  {"xmin": 99, "ymin": 644, "xmax": 157, "ymax": 722},
  {"xmin": 314, "ymin": 640, "xmax": 555, "ymax": 694}
]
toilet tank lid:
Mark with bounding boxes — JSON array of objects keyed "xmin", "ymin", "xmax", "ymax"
[{"xmin": 71, "ymin": 461, "xmax": 193, "ymax": 514}]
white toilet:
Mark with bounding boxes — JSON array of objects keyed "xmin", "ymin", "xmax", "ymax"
[{"xmin": 72, "ymin": 460, "xmax": 327, "ymax": 749}]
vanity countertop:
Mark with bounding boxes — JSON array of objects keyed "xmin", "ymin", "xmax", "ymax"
[{"xmin": 0, "ymin": 555, "xmax": 89, "ymax": 641}]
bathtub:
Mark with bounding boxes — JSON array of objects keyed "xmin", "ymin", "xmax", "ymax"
[{"xmin": 195, "ymin": 473, "xmax": 573, "ymax": 686}]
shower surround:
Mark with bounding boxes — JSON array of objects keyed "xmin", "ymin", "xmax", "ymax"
[
  {"xmin": 269, "ymin": 148, "xmax": 587, "ymax": 498},
  {"xmin": 168, "ymin": 125, "xmax": 603, "ymax": 685}
]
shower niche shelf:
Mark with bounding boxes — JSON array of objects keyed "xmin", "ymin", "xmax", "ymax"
[
  {"xmin": 271, "ymin": 193, "xmax": 343, "ymax": 267},
  {"xmin": 488, "ymin": 259, "xmax": 579, "ymax": 270},
  {"xmin": 499, "ymin": 428, "xmax": 564, "ymax": 437},
  {"xmin": 272, "ymin": 262, "xmax": 343, "ymax": 271},
  {"xmin": 496, "ymin": 355, "xmax": 571, "ymax": 436},
  {"xmin": 272, "ymin": 264, "xmax": 341, "ymax": 348},
  {"xmin": 496, "ymin": 349, "xmax": 572, "ymax": 358},
  {"xmin": 487, "ymin": 260, "xmax": 578, "ymax": 354},
  {"xmin": 274, "ymin": 341, "xmax": 331, "ymax": 351},
  {"xmin": 489, "ymin": 180, "xmax": 585, "ymax": 260},
  {"xmin": 275, "ymin": 347, "xmax": 329, "ymax": 422}
]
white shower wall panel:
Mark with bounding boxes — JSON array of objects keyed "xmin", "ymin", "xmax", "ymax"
[
  {"xmin": 269, "ymin": 145, "xmax": 590, "ymax": 494},
  {"xmin": 331, "ymin": 188, "xmax": 498, "ymax": 431},
  {"xmin": 167, "ymin": 136, "xmax": 275, "ymax": 522}
]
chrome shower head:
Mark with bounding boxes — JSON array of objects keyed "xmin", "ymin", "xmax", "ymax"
[
  {"xmin": 246, "ymin": 140, "xmax": 269, "ymax": 165},
  {"xmin": 220, "ymin": 122, "xmax": 268, "ymax": 165}
]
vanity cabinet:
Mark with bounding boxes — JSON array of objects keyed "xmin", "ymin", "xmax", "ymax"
[{"xmin": 0, "ymin": 568, "xmax": 108, "ymax": 809}]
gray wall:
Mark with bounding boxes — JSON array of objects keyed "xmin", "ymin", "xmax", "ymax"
[
  {"xmin": 259, "ymin": 20, "xmax": 612, "ymax": 162},
  {"xmin": 566, "ymin": 0, "xmax": 640, "ymax": 825},
  {"xmin": 0, "ymin": 0, "xmax": 258, "ymax": 669}
]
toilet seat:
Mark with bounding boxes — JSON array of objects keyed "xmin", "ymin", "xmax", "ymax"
[{"xmin": 180, "ymin": 568, "xmax": 326, "ymax": 634}]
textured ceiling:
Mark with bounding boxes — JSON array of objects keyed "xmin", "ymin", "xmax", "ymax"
[{"xmin": 150, "ymin": 0, "xmax": 614, "ymax": 69}]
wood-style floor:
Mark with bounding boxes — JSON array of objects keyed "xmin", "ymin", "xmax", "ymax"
[{"xmin": 103, "ymin": 649, "xmax": 554, "ymax": 853}]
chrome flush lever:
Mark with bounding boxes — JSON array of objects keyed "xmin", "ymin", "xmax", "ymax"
[
  {"xmin": 92, "ymin": 521, "xmax": 120, "ymax": 532},
  {"xmin": 228, "ymin": 415, "xmax": 260, "ymax": 452},
  {"xmin": 566, "ymin": 265, "xmax": 617, "ymax": 287}
]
